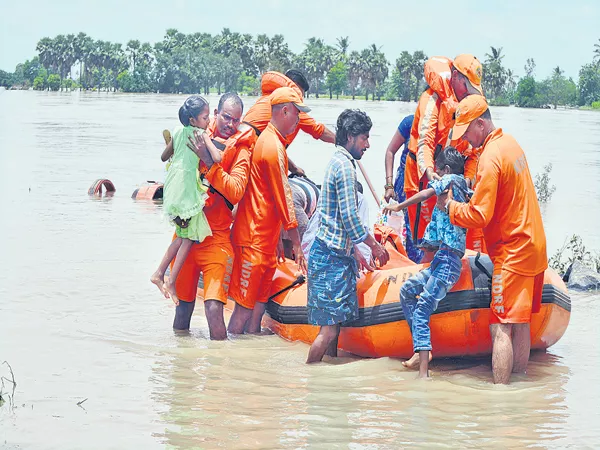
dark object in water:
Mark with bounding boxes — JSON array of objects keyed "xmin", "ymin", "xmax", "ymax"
[{"xmin": 88, "ymin": 179, "xmax": 116, "ymax": 196}]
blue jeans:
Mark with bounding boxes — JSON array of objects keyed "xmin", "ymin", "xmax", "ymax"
[{"xmin": 400, "ymin": 248, "xmax": 463, "ymax": 351}]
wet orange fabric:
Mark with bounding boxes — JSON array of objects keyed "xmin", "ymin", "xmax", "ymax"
[
  {"xmin": 243, "ymin": 72, "xmax": 325, "ymax": 145},
  {"xmin": 174, "ymin": 120, "xmax": 254, "ymax": 303},
  {"xmin": 232, "ymin": 122, "xmax": 298, "ymax": 253},
  {"xmin": 449, "ymin": 128, "xmax": 548, "ymax": 276},
  {"xmin": 489, "ymin": 267, "xmax": 544, "ymax": 324},
  {"xmin": 229, "ymin": 246, "xmax": 277, "ymax": 309},
  {"xmin": 175, "ymin": 231, "xmax": 233, "ymax": 303},
  {"xmin": 203, "ymin": 120, "xmax": 255, "ymax": 232}
]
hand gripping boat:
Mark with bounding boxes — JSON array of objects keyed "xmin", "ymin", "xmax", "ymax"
[{"xmin": 258, "ymin": 228, "xmax": 571, "ymax": 358}]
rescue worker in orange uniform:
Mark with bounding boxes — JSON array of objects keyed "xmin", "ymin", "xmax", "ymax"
[
  {"xmin": 171, "ymin": 93, "xmax": 256, "ymax": 340},
  {"xmin": 243, "ymin": 69, "xmax": 336, "ymax": 176},
  {"xmin": 228, "ymin": 87, "xmax": 309, "ymax": 335},
  {"xmin": 448, "ymin": 54, "xmax": 487, "ymax": 254},
  {"xmin": 438, "ymin": 95, "xmax": 547, "ymax": 385}
]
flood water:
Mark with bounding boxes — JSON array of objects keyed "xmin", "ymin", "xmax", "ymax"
[{"xmin": 0, "ymin": 90, "xmax": 599, "ymax": 449}]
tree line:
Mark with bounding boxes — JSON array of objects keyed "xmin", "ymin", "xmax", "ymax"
[{"xmin": 1, "ymin": 29, "xmax": 600, "ymax": 109}]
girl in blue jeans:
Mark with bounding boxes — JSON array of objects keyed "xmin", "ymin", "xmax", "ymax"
[{"xmin": 384, "ymin": 147, "xmax": 470, "ymax": 378}]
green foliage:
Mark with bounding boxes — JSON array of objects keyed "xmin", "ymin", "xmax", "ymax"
[
  {"xmin": 534, "ymin": 163, "xmax": 556, "ymax": 203},
  {"xmin": 33, "ymin": 75, "xmax": 46, "ymax": 90},
  {"xmin": 515, "ymin": 76, "xmax": 546, "ymax": 108},
  {"xmin": 578, "ymin": 63, "xmax": 600, "ymax": 106},
  {"xmin": 238, "ymin": 71, "xmax": 259, "ymax": 95},
  {"xmin": 483, "ymin": 47, "xmax": 508, "ymax": 100},
  {"xmin": 591, "ymin": 101, "xmax": 600, "ymax": 109},
  {"xmin": 543, "ymin": 67, "xmax": 577, "ymax": 108},
  {"xmin": 488, "ymin": 96, "xmax": 510, "ymax": 106},
  {"xmin": 0, "ymin": 70, "xmax": 12, "ymax": 87},
  {"xmin": 5, "ymin": 30, "xmax": 597, "ymax": 104},
  {"xmin": 47, "ymin": 74, "xmax": 61, "ymax": 91},
  {"xmin": 326, "ymin": 61, "xmax": 348, "ymax": 99},
  {"xmin": 549, "ymin": 235, "xmax": 600, "ymax": 276}
]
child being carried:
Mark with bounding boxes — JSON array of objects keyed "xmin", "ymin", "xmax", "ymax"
[{"xmin": 151, "ymin": 95, "xmax": 223, "ymax": 304}]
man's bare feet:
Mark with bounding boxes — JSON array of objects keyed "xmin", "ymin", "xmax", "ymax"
[
  {"xmin": 151, "ymin": 273, "xmax": 169, "ymax": 298},
  {"xmin": 164, "ymin": 280, "xmax": 179, "ymax": 306},
  {"xmin": 402, "ymin": 352, "xmax": 433, "ymax": 370}
]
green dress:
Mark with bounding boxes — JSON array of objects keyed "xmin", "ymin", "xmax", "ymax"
[{"xmin": 163, "ymin": 125, "xmax": 212, "ymax": 241}]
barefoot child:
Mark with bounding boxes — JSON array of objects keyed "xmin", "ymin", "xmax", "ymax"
[
  {"xmin": 383, "ymin": 147, "xmax": 470, "ymax": 378},
  {"xmin": 151, "ymin": 95, "xmax": 222, "ymax": 304}
]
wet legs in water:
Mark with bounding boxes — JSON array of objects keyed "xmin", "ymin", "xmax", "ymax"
[
  {"xmin": 490, "ymin": 322, "xmax": 531, "ymax": 384},
  {"xmin": 151, "ymin": 237, "xmax": 193, "ymax": 305},
  {"xmin": 306, "ymin": 324, "xmax": 341, "ymax": 363},
  {"xmin": 173, "ymin": 299, "xmax": 195, "ymax": 330}
]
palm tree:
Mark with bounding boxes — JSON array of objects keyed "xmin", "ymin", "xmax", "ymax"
[
  {"xmin": 252, "ymin": 34, "xmax": 270, "ymax": 75},
  {"xmin": 126, "ymin": 39, "xmax": 141, "ymax": 73},
  {"xmin": 300, "ymin": 38, "xmax": 334, "ymax": 98},
  {"xmin": 268, "ymin": 34, "xmax": 292, "ymax": 73},
  {"xmin": 395, "ymin": 51, "xmax": 413, "ymax": 101},
  {"xmin": 410, "ymin": 50, "xmax": 427, "ymax": 101},
  {"xmin": 36, "ymin": 37, "xmax": 55, "ymax": 73},
  {"xmin": 347, "ymin": 50, "xmax": 361, "ymax": 100},
  {"xmin": 484, "ymin": 46, "xmax": 507, "ymax": 99},
  {"xmin": 336, "ymin": 36, "xmax": 349, "ymax": 61},
  {"xmin": 593, "ymin": 38, "xmax": 600, "ymax": 66}
]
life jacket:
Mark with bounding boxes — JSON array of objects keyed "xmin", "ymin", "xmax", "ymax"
[
  {"xmin": 260, "ymin": 71, "xmax": 303, "ymax": 98},
  {"xmin": 424, "ymin": 56, "xmax": 456, "ymax": 146}
]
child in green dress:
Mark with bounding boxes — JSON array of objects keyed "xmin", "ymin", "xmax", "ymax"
[{"xmin": 151, "ymin": 95, "xmax": 223, "ymax": 304}]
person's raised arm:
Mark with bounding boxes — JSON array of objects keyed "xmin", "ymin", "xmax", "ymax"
[
  {"xmin": 383, "ymin": 187, "xmax": 436, "ymax": 214},
  {"xmin": 318, "ymin": 126, "xmax": 336, "ymax": 144},
  {"xmin": 161, "ymin": 140, "xmax": 174, "ymax": 162}
]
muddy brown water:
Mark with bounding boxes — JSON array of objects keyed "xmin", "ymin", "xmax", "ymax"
[{"xmin": 0, "ymin": 90, "xmax": 599, "ymax": 449}]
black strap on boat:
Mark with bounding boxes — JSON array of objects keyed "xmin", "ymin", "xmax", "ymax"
[
  {"xmin": 268, "ymin": 275, "xmax": 306, "ymax": 302},
  {"xmin": 474, "ymin": 252, "xmax": 492, "ymax": 279}
]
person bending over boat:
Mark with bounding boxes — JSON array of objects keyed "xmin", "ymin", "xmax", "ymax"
[
  {"xmin": 243, "ymin": 69, "xmax": 336, "ymax": 176},
  {"xmin": 384, "ymin": 147, "xmax": 470, "ymax": 378},
  {"xmin": 306, "ymin": 109, "xmax": 389, "ymax": 364},
  {"xmin": 171, "ymin": 93, "xmax": 255, "ymax": 339},
  {"xmin": 437, "ymin": 95, "xmax": 547, "ymax": 384},
  {"xmin": 228, "ymin": 87, "xmax": 308, "ymax": 335}
]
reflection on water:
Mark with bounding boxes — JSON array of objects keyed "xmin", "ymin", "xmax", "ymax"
[{"xmin": 0, "ymin": 91, "xmax": 598, "ymax": 448}]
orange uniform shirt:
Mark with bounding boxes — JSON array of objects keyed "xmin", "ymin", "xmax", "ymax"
[
  {"xmin": 203, "ymin": 121, "xmax": 255, "ymax": 233},
  {"xmin": 243, "ymin": 95, "xmax": 325, "ymax": 146},
  {"xmin": 449, "ymin": 128, "xmax": 547, "ymax": 276},
  {"xmin": 232, "ymin": 123, "xmax": 298, "ymax": 253}
]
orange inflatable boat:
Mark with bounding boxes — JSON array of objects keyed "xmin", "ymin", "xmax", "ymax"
[
  {"xmin": 261, "ymin": 242, "xmax": 570, "ymax": 358},
  {"xmin": 192, "ymin": 228, "xmax": 570, "ymax": 358}
]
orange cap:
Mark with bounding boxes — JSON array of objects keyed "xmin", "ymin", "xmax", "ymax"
[
  {"xmin": 454, "ymin": 54, "xmax": 483, "ymax": 95},
  {"xmin": 270, "ymin": 87, "xmax": 311, "ymax": 113},
  {"xmin": 452, "ymin": 95, "xmax": 488, "ymax": 139}
]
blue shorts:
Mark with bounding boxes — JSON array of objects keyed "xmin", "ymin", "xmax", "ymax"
[{"xmin": 307, "ymin": 238, "xmax": 359, "ymax": 326}]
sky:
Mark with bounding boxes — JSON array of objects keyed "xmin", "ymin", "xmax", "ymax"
[{"xmin": 1, "ymin": 0, "xmax": 598, "ymax": 80}]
